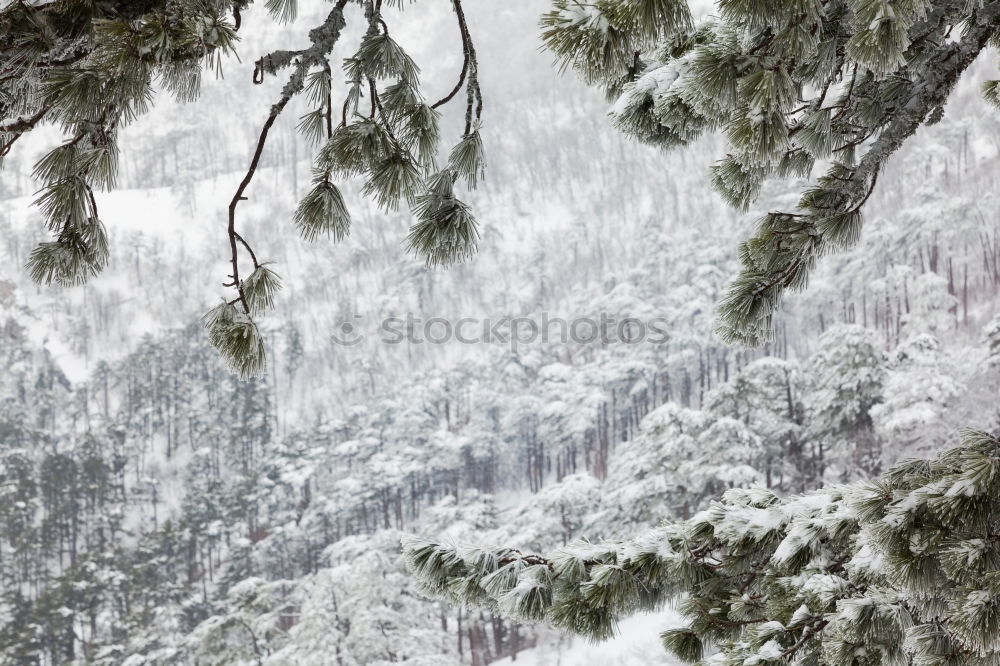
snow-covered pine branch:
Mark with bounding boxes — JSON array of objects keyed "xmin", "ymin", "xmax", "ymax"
[
  {"xmin": 1, "ymin": 0, "xmax": 485, "ymax": 378},
  {"xmin": 543, "ymin": 0, "xmax": 1000, "ymax": 346},
  {"xmin": 404, "ymin": 429, "xmax": 1000, "ymax": 665}
]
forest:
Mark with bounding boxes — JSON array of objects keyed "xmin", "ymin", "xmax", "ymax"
[{"xmin": 1, "ymin": 0, "xmax": 1000, "ymax": 664}]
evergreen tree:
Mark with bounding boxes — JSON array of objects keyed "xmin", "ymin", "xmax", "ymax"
[
  {"xmin": 705, "ymin": 358, "xmax": 808, "ymax": 490},
  {"xmin": 405, "ymin": 429, "xmax": 1000, "ymax": 665},
  {"xmin": 805, "ymin": 324, "xmax": 885, "ymax": 480},
  {"xmin": 870, "ymin": 333, "xmax": 963, "ymax": 453},
  {"xmin": 595, "ymin": 403, "xmax": 762, "ymax": 528},
  {"xmin": 901, "ymin": 272, "xmax": 958, "ymax": 337}
]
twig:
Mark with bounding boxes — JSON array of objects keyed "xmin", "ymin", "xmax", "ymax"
[
  {"xmin": 226, "ymin": 1, "xmax": 350, "ymax": 313},
  {"xmin": 0, "ymin": 105, "xmax": 51, "ymax": 134},
  {"xmin": 228, "ymin": 102, "xmax": 285, "ymax": 312},
  {"xmin": 431, "ymin": 0, "xmax": 472, "ymax": 109},
  {"xmin": 233, "ymin": 231, "xmax": 259, "ymax": 269},
  {"xmin": 323, "ymin": 62, "xmax": 334, "ymax": 139}
]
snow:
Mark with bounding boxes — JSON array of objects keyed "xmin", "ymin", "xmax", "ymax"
[
  {"xmin": 494, "ymin": 611, "xmax": 683, "ymax": 666},
  {"xmin": 790, "ymin": 604, "xmax": 812, "ymax": 626},
  {"xmin": 750, "ymin": 639, "xmax": 785, "ymax": 662},
  {"xmin": 609, "ymin": 61, "xmax": 683, "ymax": 123}
]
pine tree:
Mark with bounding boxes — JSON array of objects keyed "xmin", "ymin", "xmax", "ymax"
[
  {"xmin": 596, "ymin": 403, "xmax": 763, "ymax": 528},
  {"xmin": 705, "ymin": 358, "xmax": 809, "ymax": 490},
  {"xmin": 405, "ymin": 429, "xmax": 1000, "ymax": 665},
  {"xmin": 805, "ymin": 324, "xmax": 885, "ymax": 480},
  {"xmin": 870, "ymin": 333, "xmax": 963, "ymax": 453}
]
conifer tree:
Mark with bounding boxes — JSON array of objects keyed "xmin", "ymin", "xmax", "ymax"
[
  {"xmin": 404, "ymin": 429, "xmax": 1000, "ymax": 665},
  {"xmin": 704, "ymin": 358, "xmax": 808, "ymax": 490},
  {"xmin": 870, "ymin": 333, "xmax": 963, "ymax": 451},
  {"xmin": 805, "ymin": 324, "xmax": 885, "ymax": 480}
]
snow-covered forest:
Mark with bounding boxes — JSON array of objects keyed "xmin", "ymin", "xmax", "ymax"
[{"xmin": 2, "ymin": 1, "xmax": 1000, "ymax": 664}]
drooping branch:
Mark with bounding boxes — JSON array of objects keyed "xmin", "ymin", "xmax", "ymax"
[
  {"xmin": 405, "ymin": 430, "xmax": 1000, "ymax": 664},
  {"xmin": 227, "ymin": 105, "xmax": 283, "ymax": 309},
  {"xmin": 5, "ymin": 0, "xmax": 488, "ymax": 377},
  {"xmin": 226, "ymin": 0, "xmax": 350, "ymax": 313},
  {"xmin": 710, "ymin": 1, "xmax": 1000, "ymax": 345}
]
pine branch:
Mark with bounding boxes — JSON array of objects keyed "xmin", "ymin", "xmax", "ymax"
[
  {"xmin": 406, "ymin": 430, "xmax": 1000, "ymax": 664},
  {"xmin": 225, "ymin": 1, "xmax": 349, "ymax": 314},
  {"xmin": 431, "ymin": 0, "xmax": 472, "ymax": 109}
]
